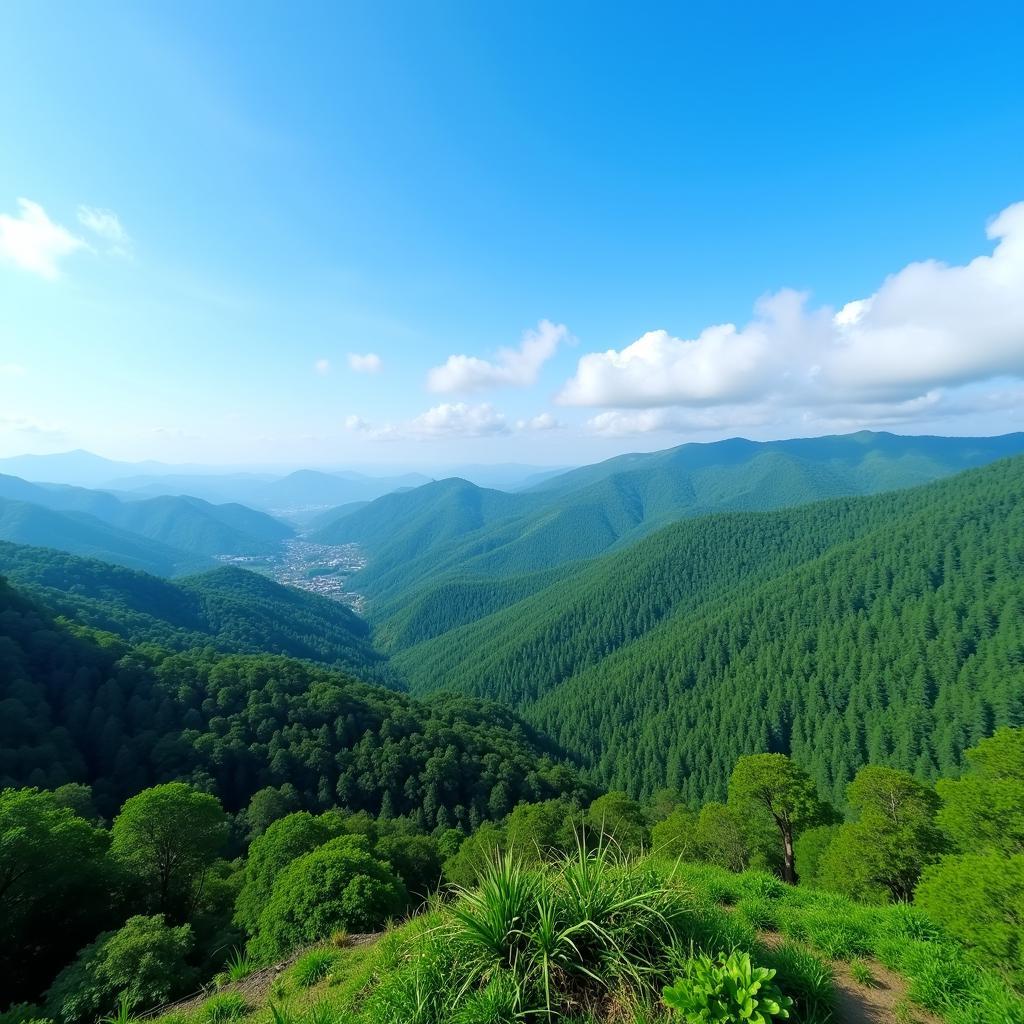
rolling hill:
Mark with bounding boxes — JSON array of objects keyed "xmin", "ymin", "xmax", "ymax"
[
  {"xmin": 399, "ymin": 454, "xmax": 1024, "ymax": 806},
  {"xmin": 0, "ymin": 498, "xmax": 207, "ymax": 576},
  {"xmin": 320, "ymin": 429, "xmax": 1024, "ymax": 613},
  {"xmin": 0, "ymin": 542, "xmax": 386, "ymax": 680}
]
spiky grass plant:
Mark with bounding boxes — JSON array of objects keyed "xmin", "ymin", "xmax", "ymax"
[
  {"xmin": 292, "ymin": 949, "xmax": 338, "ymax": 988},
  {"xmin": 224, "ymin": 948, "xmax": 254, "ymax": 983}
]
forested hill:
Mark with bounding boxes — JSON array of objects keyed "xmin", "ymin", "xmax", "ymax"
[
  {"xmin": 317, "ymin": 430, "xmax": 1024, "ymax": 609},
  {"xmin": 0, "ymin": 542, "xmax": 386, "ymax": 679},
  {"xmin": 0, "ymin": 575, "xmax": 592, "ymax": 823},
  {"xmin": 402, "ymin": 455, "xmax": 1024, "ymax": 806}
]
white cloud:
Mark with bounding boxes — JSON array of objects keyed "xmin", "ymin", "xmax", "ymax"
[
  {"xmin": 314, "ymin": 358, "xmax": 331, "ymax": 375},
  {"xmin": 77, "ymin": 205, "xmax": 132, "ymax": 256},
  {"xmin": 348, "ymin": 352, "xmax": 382, "ymax": 373},
  {"xmin": 516, "ymin": 412, "xmax": 563, "ymax": 431},
  {"xmin": 560, "ymin": 202, "xmax": 1024, "ymax": 424},
  {"xmin": 0, "ymin": 198, "xmax": 87, "ymax": 279},
  {"xmin": 344, "ymin": 403, "xmax": 512, "ymax": 441},
  {"xmin": 428, "ymin": 319, "xmax": 570, "ymax": 393},
  {"xmin": 408, "ymin": 402, "xmax": 510, "ymax": 438}
]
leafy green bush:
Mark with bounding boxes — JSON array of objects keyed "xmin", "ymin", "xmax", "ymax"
[
  {"xmin": 249, "ymin": 836, "xmax": 407, "ymax": 960},
  {"xmin": 291, "ymin": 949, "xmax": 338, "ymax": 988},
  {"xmin": 0, "ymin": 1005, "xmax": 53, "ymax": 1024},
  {"xmin": 663, "ymin": 951, "xmax": 793, "ymax": 1022},
  {"xmin": 915, "ymin": 851, "xmax": 1024, "ymax": 982},
  {"xmin": 45, "ymin": 915, "xmax": 193, "ymax": 1024}
]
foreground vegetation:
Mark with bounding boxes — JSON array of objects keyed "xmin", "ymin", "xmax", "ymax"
[{"xmin": 4, "ymin": 729, "xmax": 1022, "ymax": 1023}]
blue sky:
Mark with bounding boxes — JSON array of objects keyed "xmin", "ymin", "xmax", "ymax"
[{"xmin": 1, "ymin": 1, "xmax": 1023, "ymax": 468}]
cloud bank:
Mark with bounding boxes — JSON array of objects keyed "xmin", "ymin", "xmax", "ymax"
[
  {"xmin": 345, "ymin": 404, "xmax": 562, "ymax": 441},
  {"xmin": 428, "ymin": 320, "xmax": 569, "ymax": 393},
  {"xmin": 559, "ymin": 202, "xmax": 1024, "ymax": 431}
]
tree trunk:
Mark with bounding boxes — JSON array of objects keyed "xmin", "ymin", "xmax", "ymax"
[{"xmin": 782, "ymin": 827, "xmax": 795, "ymax": 884}]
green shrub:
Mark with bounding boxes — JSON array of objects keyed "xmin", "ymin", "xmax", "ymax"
[
  {"xmin": 292, "ymin": 949, "xmax": 338, "ymax": 988},
  {"xmin": 249, "ymin": 836, "xmax": 406, "ymax": 960},
  {"xmin": 915, "ymin": 851, "xmax": 1024, "ymax": 982},
  {"xmin": 663, "ymin": 950, "xmax": 793, "ymax": 1022},
  {"xmin": 200, "ymin": 993, "xmax": 246, "ymax": 1024},
  {"xmin": 45, "ymin": 915, "xmax": 194, "ymax": 1024},
  {"xmin": 0, "ymin": 1006, "xmax": 52, "ymax": 1024}
]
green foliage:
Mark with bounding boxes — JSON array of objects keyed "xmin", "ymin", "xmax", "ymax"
[
  {"xmin": 0, "ymin": 543, "xmax": 384, "ymax": 680},
  {"xmin": 915, "ymin": 851, "xmax": 1024, "ymax": 983},
  {"xmin": 399, "ymin": 457, "xmax": 1024, "ymax": 809},
  {"xmin": 111, "ymin": 783, "xmax": 229, "ymax": 920},
  {"xmin": 662, "ymin": 951, "xmax": 793, "ymax": 1023},
  {"xmin": 0, "ymin": 788, "xmax": 113, "ymax": 1004},
  {"xmin": 291, "ymin": 949, "xmax": 338, "ymax": 988},
  {"xmin": 651, "ymin": 807, "xmax": 701, "ymax": 861},
  {"xmin": 728, "ymin": 754, "xmax": 827, "ymax": 882},
  {"xmin": 235, "ymin": 811, "xmax": 346, "ymax": 935},
  {"xmin": 817, "ymin": 766, "xmax": 943, "ymax": 902},
  {"xmin": 791, "ymin": 825, "xmax": 839, "ymax": 889},
  {"xmin": 223, "ymin": 948, "xmax": 253, "ymax": 983},
  {"xmin": 848, "ymin": 959, "xmax": 875, "ymax": 987},
  {"xmin": 200, "ymin": 993, "xmax": 246, "ymax": 1024},
  {"xmin": 44, "ymin": 915, "xmax": 193, "ymax": 1024},
  {"xmin": 249, "ymin": 836, "xmax": 406, "ymax": 960},
  {"xmin": 585, "ymin": 791, "xmax": 649, "ymax": 855},
  {"xmin": 0, "ymin": 572, "xmax": 592, "ymax": 828},
  {"xmin": 936, "ymin": 726, "xmax": 1024, "ymax": 856}
]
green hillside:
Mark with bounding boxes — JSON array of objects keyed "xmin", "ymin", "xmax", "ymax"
[
  {"xmin": 0, "ymin": 543, "xmax": 385, "ymax": 679},
  {"xmin": 323, "ymin": 430, "xmax": 1024, "ymax": 610},
  {"xmin": 0, "ymin": 498, "xmax": 207, "ymax": 575},
  {"xmin": 402, "ymin": 456, "xmax": 1024, "ymax": 806},
  {"xmin": 0, "ymin": 474, "xmax": 293, "ymax": 559},
  {"xmin": 0, "ymin": 574, "xmax": 590, "ymax": 822}
]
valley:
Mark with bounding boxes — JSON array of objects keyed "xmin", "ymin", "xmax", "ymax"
[{"xmin": 220, "ymin": 537, "xmax": 368, "ymax": 611}]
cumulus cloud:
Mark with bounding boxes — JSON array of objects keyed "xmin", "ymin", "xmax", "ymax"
[
  {"xmin": 428, "ymin": 320, "xmax": 570, "ymax": 393},
  {"xmin": 344, "ymin": 403, "xmax": 568, "ymax": 441},
  {"xmin": 77, "ymin": 205, "xmax": 132, "ymax": 256},
  {"xmin": 314, "ymin": 358, "xmax": 331, "ymax": 375},
  {"xmin": 561, "ymin": 202, "xmax": 1024, "ymax": 427},
  {"xmin": 516, "ymin": 412, "xmax": 563, "ymax": 431},
  {"xmin": 0, "ymin": 198, "xmax": 87, "ymax": 279},
  {"xmin": 348, "ymin": 352, "xmax": 382, "ymax": 373}
]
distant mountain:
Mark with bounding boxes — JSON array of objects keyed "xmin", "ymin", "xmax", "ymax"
[
  {"xmin": 399, "ymin": 454, "xmax": 1024, "ymax": 805},
  {"xmin": 0, "ymin": 542, "xmax": 386, "ymax": 680},
  {"xmin": 315, "ymin": 430, "xmax": 1024, "ymax": 609},
  {"xmin": 0, "ymin": 450, "xmax": 174, "ymax": 487},
  {"xmin": 0, "ymin": 474, "xmax": 292, "ymax": 559},
  {"xmin": 0, "ymin": 498, "xmax": 206, "ymax": 576},
  {"xmin": 109, "ymin": 467, "xmax": 433, "ymax": 511}
]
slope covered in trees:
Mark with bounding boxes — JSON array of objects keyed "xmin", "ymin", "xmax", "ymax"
[
  {"xmin": 0, "ymin": 543, "xmax": 385, "ymax": 677},
  {"xmin": 0, "ymin": 498, "xmax": 206, "ymax": 575},
  {"xmin": 403, "ymin": 455, "xmax": 1024, "ymax": 806},
  {"xmin": 0, "ymin": 475, "xmax": 294, "ymax": 580},
  {"xmin": 318, "ymin": 430, "xmax": 1024, "ymax": 610}
]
